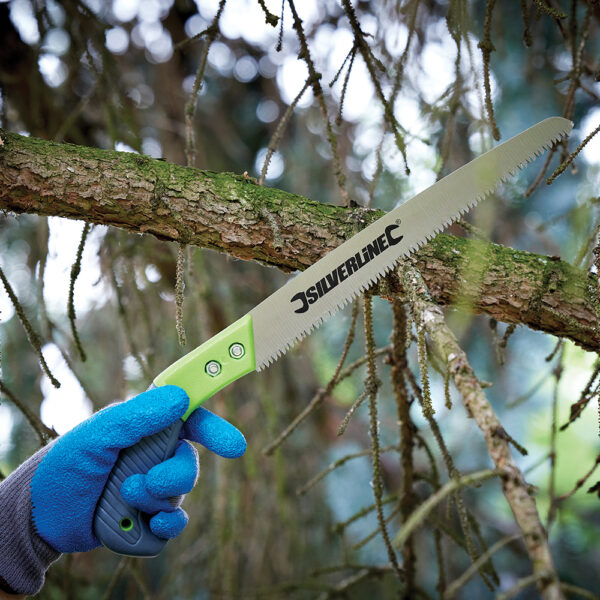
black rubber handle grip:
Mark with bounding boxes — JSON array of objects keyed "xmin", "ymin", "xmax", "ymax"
[{"xmin": 93, "ymin": 419, "xmax": 184, "ymax": 556}]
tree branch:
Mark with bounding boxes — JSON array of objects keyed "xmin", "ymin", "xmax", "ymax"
[
  {"xmin": 400, "ymin": 262, "xmax": 564, "ymax": 600},
  {"xmin": 1, "ymin": 129, "xmax": 598, "ymax": 351}
]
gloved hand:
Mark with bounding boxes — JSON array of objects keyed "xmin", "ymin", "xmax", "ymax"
[{"xmin": 30, "ymin": 385, "xmax": 245, "ymax": 553}]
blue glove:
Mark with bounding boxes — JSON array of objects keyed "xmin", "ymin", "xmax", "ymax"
[{"xmin": 30, "ymin": 385, "xmax": 245, "ymax": 553}]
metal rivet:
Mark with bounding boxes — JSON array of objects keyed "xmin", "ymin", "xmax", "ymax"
[
  {"xmin": 205, "ymin": 360, "xmax": 221, "ymax": 376},
  {"xmin": 119, "ymin": 517, "xmax": 134, "ymax": 532},
  {"xmin": 229, "ymin": 343, "xmax": 245, "ymax": 359}
]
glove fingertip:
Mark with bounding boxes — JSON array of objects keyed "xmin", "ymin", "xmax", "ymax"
[
  {"xmin": 150, "ymin": 509, "xmax": 189, "ymax": 540},
  {"xmin": 185, "ymin": 407, "xmax": 246, "ymax": 458},
  {"xmin": 217, "ymin": 430, "xmax": 247, "ymax": 459},
  {"xmin": 120, "ymin": 473, "xmax": 146, "ymax": 505},
  {"xmin": 94, "ymin": 385, "xmax": 190, "ymax": 447},
  {"xmin": 146, "ymin": 440, "xmax": 198, "ymax": 498},
  {"xmin": 148, "ymin": 385, "xmax": 190, "ymax": 420}
]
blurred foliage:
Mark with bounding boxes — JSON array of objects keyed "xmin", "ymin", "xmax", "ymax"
[{"xmin": 1, "ymin": 0, "xmax": 600, "ymax": 598}]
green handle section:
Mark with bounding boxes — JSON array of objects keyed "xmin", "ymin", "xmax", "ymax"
[{"xmin": 153, "ymin": 314, "xmax": 255, "ymax": 420}]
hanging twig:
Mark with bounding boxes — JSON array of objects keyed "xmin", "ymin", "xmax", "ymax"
[
  {"xmin": 296, "ymin": 444, "xmax": 400, "ymax": 497},
  {"xmin": 276, "ymin": 0, "xmax": 284, "ymax": 51},
  {"xmin": 0, "ymin": 266, "xmax": 60, "ymax": 388},
  {"xmin": 260, "ymin": 77, "xmax": 310, "ymax": 186},
  {"xmin": 547, "ymin": 351, "xmax": 564, "ymax": 528},
  {"xmin": 341, "ymin": 0, "xmax": 410, "ymax": 174},
  {"xmin": 333, "ymin": 494, "xmax": 398, "ymax": 534},
  {"xmin": 335, "ymin": 46, "xmax": 357, "ymax": 127},
  {"xmin": 560, "ymin": 355, "xmax": 600, "ymax": 430},
  {"xmin": 184, "ymin": 0, "xmax": 227, "ymax": 167},
  {"xmin": 478, "ymin": 0, "xmax": 500, "ymax": 140},
  {"xmin": 547, "ymin": 122, "xmax": 600, "ymax": 185},
  {"xmin": 389, "ymin": 296, "xmax": 417, "ymax": 595},
  {"xmin": 175, "ymin": 242, "xmax": 186, "ymax": 347},
  {"xmin": 393, "ymin": 469, "xmax": 501, "ymax": 547},
  {"xmin": 108, "ymin": 263, "xmax": 152, "ymax": 382},
  {"xmin": 0, "ymin": 379, "xmax": 57, "ymax": 444},
  {"xmin": 444, "ymin": 533, "xmax": 522, "ymax": 599},
  {"xmin": 525, "ymin": 148, "xmax": 557, "ymax": 196},
  {"xmin": 336, "ymin": 388, "xmax": 368, "ymax": 436},
  {"xmin": 533, "ymin": 0, "xmax": 567, "ymax": 19},
  {"xmin": 287, "ymin": 0, "xmax": 350, "ymax": 205},
  {"xmin": 67, "ymin": 222, "xmax": 91, "ymax": 361},
  {"xmin": 36, "ymin": 218, "xmax": 51, "ymax": 338},
  {"xmin": 496, "ymin": 570, "xmax": 553, "ymax": 600},
  {"xmin": 256, "ymin": 0, "xmax": 279, "ymax": 26},
  {"xmin": 520, "ymin": 0, "xmax": 532, "ymax": 46},
  {"xmin": 175, "ymin": 0, "xmax": 222, "ymax": 346},
  {"xmin": 363, "ymin": 292, "xmax": 403, "ymax": 581},
  {"xmin": 263, "ymin": 302, "xmax": 360, "ymax": 455},
  {"xmin": 555, "ymin": 454, "xmax": 600, "ymax": 503}
]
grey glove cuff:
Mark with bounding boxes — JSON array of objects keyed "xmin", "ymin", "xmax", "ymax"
[{"xmin": 0, "ymin": 444, "xmax": 61, "ymax": 596}]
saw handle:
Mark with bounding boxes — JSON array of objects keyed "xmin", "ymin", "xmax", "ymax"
[
  {"xmin": 93, "ymin": 315, "xmax": 255, "ymax": 557},
  {"xmin": 93, "ymin": 417, "xmax": 184, "ymax": 557}
]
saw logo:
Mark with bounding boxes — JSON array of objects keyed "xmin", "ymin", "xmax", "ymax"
[{"xmin": 291, "ymin": 223, "xmax": 404, "ymax": 314}]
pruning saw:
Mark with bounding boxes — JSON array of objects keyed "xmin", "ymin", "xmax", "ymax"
[{"xmin": 92, "ymin": 117, "xmax": 572, "ymax": 556}]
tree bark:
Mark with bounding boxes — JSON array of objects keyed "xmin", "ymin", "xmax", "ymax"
[{"xmin": 1, "ymin": 129, "xmax": 598, "ymax": 352}]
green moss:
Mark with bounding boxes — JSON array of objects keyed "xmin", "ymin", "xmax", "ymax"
[
  {"xmin": 429, "ymin": 232, "xmax": 590, "ymax": 298},
  {"xmin": 429, "ymin": 233, "xmax": 469, "ymax": 267},
  {"xmin": 1, "ymin": 129, "xmax": 373, "ymax": 239}
]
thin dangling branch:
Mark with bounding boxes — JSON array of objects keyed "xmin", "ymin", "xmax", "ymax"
[
  {"xmin": 478, "ymin": 0, "xmax": 500, "ymax": 140},
  {"xmin": 363, "ymin": 292, "xmax": 403, "ymax": 581},
  {"xmin": 67, "ymin": 222, "xmax": 91, "ymax": 361},
  {"xmin": 175, "ymin": 243, "xmax": 186, "ymax": 347},
  {"xmin": 0, "ymin": 379, "xmax": 57, "ymax": 445},
  {"xmin": 0, "ymin": 266, "xmax": 60, "ymax": 388}
]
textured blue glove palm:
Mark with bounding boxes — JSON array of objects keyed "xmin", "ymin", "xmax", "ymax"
[{"xmin": 30, "ymin": 385, "xmax": 245, "ymax": 553}]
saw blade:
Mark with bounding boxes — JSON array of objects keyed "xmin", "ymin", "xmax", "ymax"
[{"xmin": 249, "ymin": 117, "xmax": 572, "ymax": 370}]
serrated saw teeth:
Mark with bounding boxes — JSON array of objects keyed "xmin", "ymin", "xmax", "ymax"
[{"xmin": 252, "ymin": 117, "xmax": 573, "ymax": 370}]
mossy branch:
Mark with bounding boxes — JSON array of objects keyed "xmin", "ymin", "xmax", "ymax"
[{"xmin": 1, "ymin": 130, "xmax": 599, "ymax": 352}]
